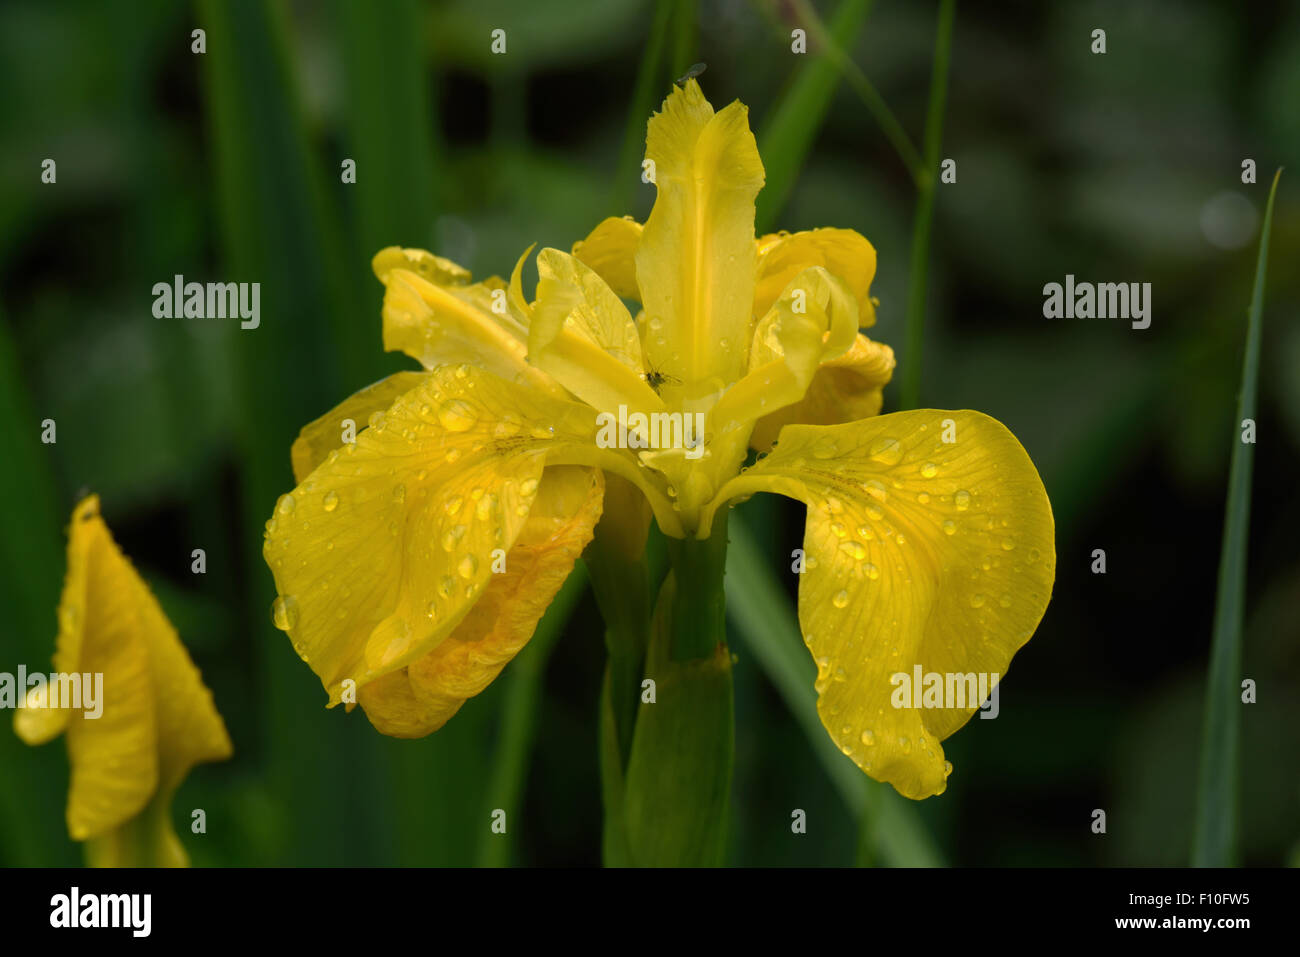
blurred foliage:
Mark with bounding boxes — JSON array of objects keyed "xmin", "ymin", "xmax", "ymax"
[{"xmin": 1, "ymin": 0, "xmax": 1297, "ymax": 866}]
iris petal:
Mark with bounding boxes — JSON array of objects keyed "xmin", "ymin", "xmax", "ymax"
[
  {"xmin": 358, "ymin": 466, "xmax": 603, "ymax": 736},
  {"xmin": 702, "ymin": 411, "xmax": 1055, "ymax": 798},
  {"xmin": 636, "ymin": 78, "xmax": 765, "ymax": 394}
]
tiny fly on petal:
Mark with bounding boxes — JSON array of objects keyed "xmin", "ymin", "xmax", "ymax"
[{"xmin": 675, "ymin": 62, "xmax": 707, "ymax": 86}]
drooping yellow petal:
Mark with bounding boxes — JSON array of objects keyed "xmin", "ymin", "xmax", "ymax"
[
  {"xmin": 291, "ymin": 371, "xmax": 430, "ymax": 483},
  {"xmin": 749, "ymin": 333, "xmax": 896, "ymax": 451},
  {"xmin": 265, "ymin": 365, "xmax": 642, "ymax": 704},
  {"xmin": 702, "ymin": 412, "xmax": 1055, "ymax": 799},
  {"xmin": 755, "ymin": 228, "xmax": 878, "ymax": 326},
  {"xmin": 372, "ymin": 247, "xmax": 562, "ymax": 396},
  {"xmin": 573, "ymin": 216, "xmax": 643, "ymax": 301},
  {"xmin": 358, "ymin": 466, "xmax": 603, "ymax": 736},
  {"xmin": 636, "ymin": 79, "xmax": 765, "ymax": 397},
  {"xmin": 16, "ymin": 496, "xmax": 232, "ymax": 843}
]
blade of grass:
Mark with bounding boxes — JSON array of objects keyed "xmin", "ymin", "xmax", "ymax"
[
  {"xmin": 477, "ymin": 569, "xmax": 589, "ymax": 866},
  {"xmin": 1191, "ymin": 168, "xmax": 1282, "ymax": 867},
  {"xmin": 0, "ymin": 313, "xmax": 73, "ymax": 866},
  {"xmin": 610, "ymin": 0, "xmax": 674, "ymax": 216},
  {"xmin": 668, "ymin": 0, "xmax": 698, "ymax": 80},
  {"xmin": 725, "ymin": 514, "xmax": 943, "ymax": 866},
  {"xmin": 755, "ymin": 0, "xmax": 874, "ymax": 234},
  {"xmin": 898, "ymin": 0, "xmax": 955, "ymax": 412},
  {"xmin": 787, "ymin": 0, "xmax": 921, "ymax": 182}
]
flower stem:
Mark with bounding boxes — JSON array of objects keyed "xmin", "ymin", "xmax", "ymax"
[
  {"xmin": 899, "ymin": 0, "xmax": 955, "ymax": 411},
  {"xmin": 665, "ymin": 510, "xmax": 730, "ymax": 661}
]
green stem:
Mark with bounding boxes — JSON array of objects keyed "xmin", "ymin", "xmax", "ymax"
[
  {"xmin": 788, "ymin": 0, "xmax": 922, "ymax": 183},
  {"xmin": 899, "ymin": 0, "xmax": 955, "ymax": 411},
  {"xmin": 665, "ymin": 510, "xmax": 730, "ymax": 661},
  {"xmin": 587, "ymin": 548, "xmax": 653, "ymax": 767}
]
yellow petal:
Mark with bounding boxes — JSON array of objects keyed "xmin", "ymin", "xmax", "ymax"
[
  {"xmin": 755, "ymin": 228, "xmax": 878, "ymax": 326},
  {"xmin": 16, "ymin": 496, "xmax": 231, "ymax": 841},
  {"xmin": 358, "ymin": 466, "xmax": 604, "ymax": 736},
  {"xmin": 749, "ymin": 333, "xmax": 896, "ymax": 451},
  {"xmin": 265, "ymin": 365, "xmax": 621, "ymax": 704},
  {"xmin": 705, "ymin": 267, "xmax": 859, "ymax": 484},
  {"xmin": 529, "ymin": 247, "xmax": 668, "ymax": 440},
  {"xmin": 372, "ymin": 246, "xmax": 561, "ymax": 396},
  {"xmin": 291, "ymin": 371, "xmax": 430, "ymax": 483},
  {"xmin": 636, "ymin": 79, "xmax": 764, "ymax": 394},
  {"xmin": 573, "ymin": 216, "xmax": 643, "ymax": 300},
  {"xmin": 533, "ymin": 247, "xmax": 647, "ymax": 372},
  {"xmin": 703, "ymin": 412, "xmax": 1055, "ymax": 799}
]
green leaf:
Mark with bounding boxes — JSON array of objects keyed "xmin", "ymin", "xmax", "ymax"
[
  {"xmin": 898, "ymin": 0, "xmax": 955, "ymax": 412},
  {"xmin": 1192, "ymin": 168, "xmax": 1282, "ymax": 867},
  {"xmin": 755, "ymin": 0, "xmax": 874, "ymax": 233},
  {"xmin": 724, "ymin": 515, "xmax": 943, "ymax": 866}
]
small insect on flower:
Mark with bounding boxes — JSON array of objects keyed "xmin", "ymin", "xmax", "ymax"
[
  {"xmin": 643, "ymin": 362, "xmax": 681, "ymax": 395},
  {"xmin": 675, "ymin": 62, "xmax": 707, "ymax": 86}
]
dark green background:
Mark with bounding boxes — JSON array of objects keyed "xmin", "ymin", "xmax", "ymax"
[{"xmin": 1, "ymin": 0, "xmax": 1297, "ymax": 866}]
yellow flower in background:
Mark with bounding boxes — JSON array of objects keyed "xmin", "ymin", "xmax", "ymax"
[
  {"xmin": 264, "ymin": 79, "xmax": 1054, "ymax": 799},
  {"xmin": 14, "ymin": 496, "xmax": 232, "ymax": 866}
]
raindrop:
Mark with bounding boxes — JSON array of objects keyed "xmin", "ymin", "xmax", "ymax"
[
  {"xmin": 868, "ymin": 437, "xmax": 902, "ymax": 465},
  {"xmin": 458, "ymin": 554, "xmax": 479, "ymax": 579},
  {"xmin": 437, "ymin": 399, "xmax": 478, "ymax": 432},
  {"xmin": 271, "ymin": 595, "xmax": 300, "ymax": 631}
]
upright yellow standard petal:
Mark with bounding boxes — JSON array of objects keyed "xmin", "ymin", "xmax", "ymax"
[
  {"xmin": 703, "ymin": 411, "xmax": 1055, "ymax": 799},
  {"xmin": 636, "ymin": 78, "xmax": 765, "ymax": 398},
  {"xmin": 358, "ymin": 466, "xmax": 604, "ymax": 736},
  {"xmin": 15, "ymin": 496, "xmax": 231, "ymax": 853}
]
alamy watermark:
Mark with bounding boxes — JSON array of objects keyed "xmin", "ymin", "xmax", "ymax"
[
  {"xmin": 1042, "ymin": 274, "xmax": 1151, "ymax": 330},
  {"xmin": 595, "ymin": 404, "xmax": 705, "ymax": 459},
  {"xmin": 152, "ymin": 275, "xmax": 260, "ymax": 329},
  {"xmin": 890, "ymin": 665, "xmax": 1000, "ymax": 719},
  {"xmin": 1, "ymin": 667, "xmax": 103, "ymax": 719}
]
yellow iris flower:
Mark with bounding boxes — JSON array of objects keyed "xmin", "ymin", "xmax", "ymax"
[
  {"xmin": 264, "ymin": 79, "xmax": 1054, "ymax": 800},
  {"xmin": 14, "ymin": 496, "xmax": 232, "ymax": 865}
]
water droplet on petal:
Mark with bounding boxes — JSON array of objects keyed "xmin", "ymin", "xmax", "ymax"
[
  {"xmin": 271, "ymin": 595, "xmax": 299, "ymax": 631},
  {"xmin": 832, "ymin": 589, "xmax": 850, "ymax": 608},
  {"xmin": 954, "ymin": 489, "xmax": 971, "ymax": 511},
  {"xmin": 970, "ymin": 593, "xmax": 986, "ymax": 608},
  {"xmin": 322, "ymin": 490, "xmax": 339, "ymax": 512},
  {"xmin": 458, "ymin": 554, "xmax": 479, "ymax": 579},
  {"xmin": 868, "ymin": 437, "xmax": 902, "ymax": 465},
  {"xmin": 277, "ymin": 494, "xmax": 297, "ymax": 516},
  {"xmin": 920, "ymin": 462, "xmax": 938, "ymax": 478},
  {"xmin": 861, "ymin": 730, "xmax": 875, "ymax": 746},
  {"xmin": 437, "ymin": 399, "xmax": 477, "ymax": 432},
  {"xmin": 942, "ymin": 519, "xmax": 956, "ymax": 535}
]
